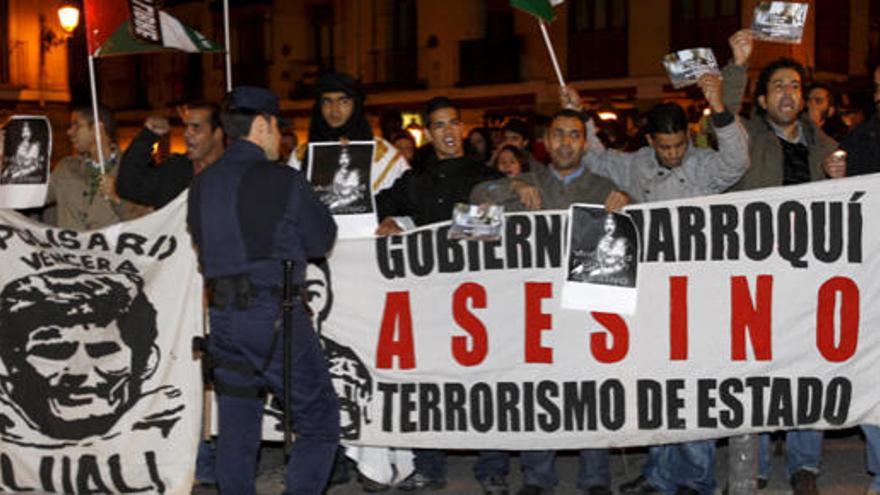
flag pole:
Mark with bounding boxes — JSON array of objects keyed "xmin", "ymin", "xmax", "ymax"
[
  {"xmin": 223, "ymin": 0, "xmax": 232, "ymax": 92},
  {"xmin": 87, "ymin": 54, "xmax": 106, "ymax": 174},
  {"xmin": 538, "ymin": 20, "xmax": 565, "ymax": 87}
]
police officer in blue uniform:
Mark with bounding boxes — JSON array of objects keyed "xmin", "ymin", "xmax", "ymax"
[{"xmin": 187, "ymin": 86, "xmax": 339, "ymax": 494}]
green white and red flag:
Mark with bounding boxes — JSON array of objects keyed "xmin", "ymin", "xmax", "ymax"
[
  {"xmin": 510, "ymin": 0, "xmax": 567, "ymax": 86},
  {"xmin": 84, "ymin": 0, "xmax": 129, "ymax": 54},
  {"xmin": 84, "ymin": 0, "xmax": 221, "ymax": 57}
]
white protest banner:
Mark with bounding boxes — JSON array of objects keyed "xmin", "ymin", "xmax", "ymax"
[
  {"xmin": 301, "ymin": 174, "xmax": 880, "ymax": 450},
  {"xmin": 0, "ymin": 195, "xmax": 202, "ymax": 494}
]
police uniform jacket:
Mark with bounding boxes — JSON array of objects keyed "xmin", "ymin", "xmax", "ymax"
[{"xmin": 187, "ymin": 139, "xmax": 336, "ymax": 287}]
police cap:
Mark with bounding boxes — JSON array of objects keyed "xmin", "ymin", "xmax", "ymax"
[{"xmin": 227, "ymin": 86, "xmax": 284, "ymax": 124}]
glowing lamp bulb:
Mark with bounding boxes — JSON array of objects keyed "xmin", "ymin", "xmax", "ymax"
[{"xmin": 58, "ymin": 6, "xmax": 80, "ymax": 34}]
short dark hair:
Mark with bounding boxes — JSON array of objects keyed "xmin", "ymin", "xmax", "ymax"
[
  {"xmin": 221, "ymin": 94, "xmax": 272, "ymax": 140},
  {"xmin": 548, "ymin": 109, "xmax": 586, "ymax": 132},
  {"xmin": 390, "ymin": 130, "xmax": 415, "ymax": 146},
  {"xmin": 502, "ymin": 119, "xmax": 532, "ymax": 142},
  {"xmin": 72, "ymin": 105, "xmax": 117, "ymax": 141},
  {"xmin": 221, "ymin": 109, "xmax": 258, "ymax": 140},
  {"xmin": 186, "ymin": 100, "xmax": 223, "ymax": 131},
  {"xmin": 807, "ymin": 82, "xmax": 836, "ymax": 107},
  {"xmin": 645, "ymin": 103, "xmax": 688, "ymax": 135},
  {"xmin": 493, "ymin": 144, "xmax": 531, "ymax": 173},
  {"xmin": 424, "ymin": 96, "xmax": 459, "ymax": 126},
  {"xmin": 754, "ymin": 58, "xmax": 808, "ymax": 114}
]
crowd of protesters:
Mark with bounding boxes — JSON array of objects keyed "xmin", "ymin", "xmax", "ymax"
[{"xmin": 4, "ymin": 23, "xmax": 880, "ymax": 495}]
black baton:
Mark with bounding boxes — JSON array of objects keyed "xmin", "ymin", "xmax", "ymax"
[{"xmin": 281, "ymin": 260, "xmax": 295, "ymax": 457}]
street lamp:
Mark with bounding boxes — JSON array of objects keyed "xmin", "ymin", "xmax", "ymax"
[
  {"xmin": 41, "ymin": 1, "xmax": 80, "ymax": 53},
  {"xmin": 57, "ymin": 1, "xmax": 81, "ymax": 35},
  {"xmin": 39, "ymin": 1, "xmax": 80, "ymax": 106}
]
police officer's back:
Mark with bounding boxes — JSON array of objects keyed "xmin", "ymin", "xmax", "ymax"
[
  {"xmin": 188, "ymin": 88, "xmax": 336, "ymax": 285},
  {"xmin": 187, "ymin": 87, "xmax": 339, "ymax": 495}
]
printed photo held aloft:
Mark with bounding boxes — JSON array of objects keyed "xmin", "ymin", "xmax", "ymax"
[
  {"xmin": 663, "ymin": 48, "xmax": 721, "ymax": 89},
  {"xmin": 566, "ymin": 206, "xmax": 637, "ymax": 288},
  {"xmin": 751, "ymin": 1, "xmax": 809, "ymax": 44},
  {"xmin": 1, "ymin": 117, "xmax": 50, "ymax": 186},
  {"xmin": 0, "ymin": 116, "xmax": 52, "ymax": 209}
]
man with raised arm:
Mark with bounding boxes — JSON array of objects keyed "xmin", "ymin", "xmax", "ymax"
[
  {"xmin": 572, "ymin": 73, "xmax": 749, "ymax": 206},
  {"xmin": 556, "ymin": 74, "xmax": 749, "ymax": 495},
  {"xmin": 720, "ymin": 29, "xmax": 844, "ymax": 495},
  {"xmin": 113, "ymin": 102, "xmax": 224, "ymax": 209}
]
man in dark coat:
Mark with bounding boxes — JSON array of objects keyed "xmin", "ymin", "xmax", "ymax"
[{"xmin": 115, "ymin": 102, "xmax": 224, "ymax": 208}]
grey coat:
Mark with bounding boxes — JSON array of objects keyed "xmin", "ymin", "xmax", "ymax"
[{"xmin": 580, "ymin": 113, "xmax": 750, "ymax": 203}]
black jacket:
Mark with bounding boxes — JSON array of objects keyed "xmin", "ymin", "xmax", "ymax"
[
  {"xmin": 376, "ymin": 156, "xmax": 502, "ymax": 226},
  {"xmin": 117, "ymin": 128, "xmax": 194, "ymax": 208},
  {"xmin": 840, "ymin": 114, "xmax": 880, "ymax": 177}
]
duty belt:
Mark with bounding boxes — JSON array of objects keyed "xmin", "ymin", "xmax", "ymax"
[{"xmin": 199, "ymin": 273, "xmax": 312, "ymax": 401}]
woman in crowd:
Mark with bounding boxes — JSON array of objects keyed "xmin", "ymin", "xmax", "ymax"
[{"xmin": 466, "ymin": 127, "xmax": 494, "ymax": 165}]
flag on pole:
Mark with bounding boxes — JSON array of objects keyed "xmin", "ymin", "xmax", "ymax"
[
  {"xmin": 128, "ymin": 0, "xmax": 163, "ymax": 45},
  {"xmin": 510, "ymin": 0, "xmax": 565, "ymax": 22},
  {"xmin": 511, "ymin": 0, "xmax": 567, "ymax": 86},
  {"xmin": 84, "ymin": 0, "xmax": 221, "ymax": 57},
  {"xmin": 84, "ymin": 0, "xmax": 130, "ymax": 54}
]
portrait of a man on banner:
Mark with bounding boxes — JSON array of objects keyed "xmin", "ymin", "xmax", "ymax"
[{"xmin": 0, "ymin": 269, "xmax": 184, "ymax": 448}]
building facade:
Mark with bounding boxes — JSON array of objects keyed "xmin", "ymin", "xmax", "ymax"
[{"xmin": 0, "ymin": 0, "xmax": 876, "ymax": 158}]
